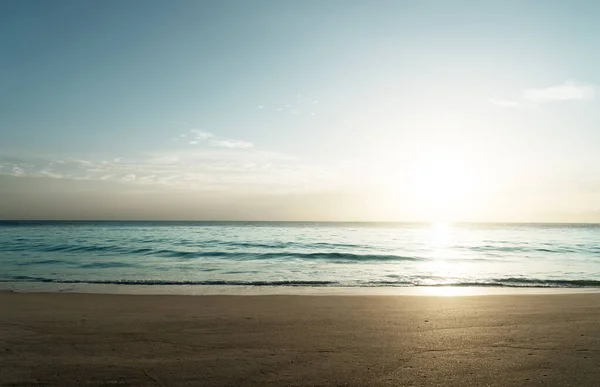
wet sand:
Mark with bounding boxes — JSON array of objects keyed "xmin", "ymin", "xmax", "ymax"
[{"xmin": 1, "ymin": 292, "xmax": 599, "ymax": 386}]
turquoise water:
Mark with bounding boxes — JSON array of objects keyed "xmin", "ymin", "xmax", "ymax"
[{"xmin": 1, "ymin": 221, "xmax": 599, "ymax": 289}]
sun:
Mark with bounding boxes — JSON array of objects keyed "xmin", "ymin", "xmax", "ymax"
[
  {"xmin": 375, "ymin": 146, "xmax": 483, "ymax": 222},
  {"xmin": 411, "ymin": 155, "xmax": 474, "ymax": 216}
]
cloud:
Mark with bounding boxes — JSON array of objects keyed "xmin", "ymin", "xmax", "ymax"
[
  {"xmin": 488, "ymin": 98, "xmax": 521, "ymax": 108},
  {"xmin": 524, "ymin": 81, "xmax": 595, "ymax": 102},
  {"xmin": 210, "ymin": 139, "xmax": 254, "ymax": 149},
  {"xmin": 490, "ymin": 81, "xmax": 596, "ymax": 108},
  {"xmin": 0, "ymin": 148, "xmax": 330, "ymax": 194},
  {"xmin": 121, "ymin": 174, "xmax": 136, "ymax": 182},
  {"xmin": 189, "ymin": 129, "xmax": 215, "ymax": 140},
  {"xmin": 184, "ymin": 129, "xmax": 254, "ymax": 149},
  {"xmin": 12, "ymin": 166, "xmax": 25, "ymax": 176},
  {"xmin": 39, "ymin": 169, "xmax": 63, "ymax": 178}
]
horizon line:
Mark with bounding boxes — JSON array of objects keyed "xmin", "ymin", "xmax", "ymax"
[{"xmin": 1, "ymin": 220, "xmax": 599, "ymax": 225}]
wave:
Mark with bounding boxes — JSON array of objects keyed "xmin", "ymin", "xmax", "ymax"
[
  {"xmin": 16, "ymin": 259, "xmax": 69, "ymax": 266},
  {"xmin": 2, "ymin": 276, "xmax": 338, "ymax": 286},
  {"xmin": 2, "ymin": 242, "xmax": 421, "ymax": 262},
  {"xmin": 5, "ymin": 240, "xmax": 597, "ymax": 259},
  {"xmin": 154, "ymin": 251, "xmax": 420, "ymax": 262},
  {"xmin": 468, "ymin": 278, "xmax": 600, "ymax": 287},
  {"xmin": 467, "ymin": 245, "xmax": 583, "ymax": 254},
  {"xmin": 13, "ymin": 259, "xmax": 139, "ymax": 269},
  {"xmin": 206, "ymin": 241, "xmax": 369, "ymax": 250},
  {"xmin": 4, "ymin": 239, "xmax": 368, "ymax": 252},
  {"xmin": 4, "ymin": 236, "xmax": 599, "ymax": 261},
  {"xmin": 3, "ymin": 276, "xmax": 600, "ymax": 288},
  {"xmin": 78, "ymin": 262, "xmax": 138, "ymax": 269},
  {"xmin": 165, "ymin": 251, "xmax": 422, "ymax": 262}
]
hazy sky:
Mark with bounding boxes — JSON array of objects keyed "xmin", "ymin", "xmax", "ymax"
[{"xmin": 2, "ymin": 0, "xmax": 600, "ymax": 222}]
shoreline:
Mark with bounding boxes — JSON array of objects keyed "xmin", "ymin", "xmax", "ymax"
[{"xmin": 3, "ymin": 281, "xmax": 600, "ymax": 296}]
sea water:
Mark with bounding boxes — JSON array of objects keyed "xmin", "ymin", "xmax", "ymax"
[{"xmin": 1, "ymin": 221, "xmax": 599, "ymax": 292}]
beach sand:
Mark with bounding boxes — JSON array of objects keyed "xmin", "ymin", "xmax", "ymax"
[{"xmin": 1, "ymin": 292, "xmax": 599, "ymax": 386}]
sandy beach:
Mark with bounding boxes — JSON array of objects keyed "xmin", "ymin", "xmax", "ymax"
[{"xmin": 1, "ymin": 292, "xmax": 599, "ymax": 386}]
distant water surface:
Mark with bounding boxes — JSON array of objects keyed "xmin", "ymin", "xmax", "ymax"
[{"xmin": 1, "ymin": 221, "xmax": 599, "ymax": 290}]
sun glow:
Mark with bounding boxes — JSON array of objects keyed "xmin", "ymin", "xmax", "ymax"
[
  {"xmin": 377, "ymin": 146, "xmax": 485, "ymax": 222},
  {"xmin": 409, "ymin": 153, "xmax": 476, "ymax": 220}
]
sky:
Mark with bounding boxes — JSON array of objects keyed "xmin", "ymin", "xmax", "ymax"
[{"xmin": 2, "ymin": 0, "xmax": 600, "ymax": 222}]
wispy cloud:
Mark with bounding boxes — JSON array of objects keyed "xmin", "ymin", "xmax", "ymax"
[
  {"xmin": 490, "ymin": 81, "xmax": 596, "ymax": 108},
  {"xmin": 189, "ymin": 129, "xmax": 215, "ymax": 141},
  {"xmin": 0, "ymin": 148, "xmax": 345, "ymax": 195},
  {"xmin": 12, "ymin": 166, "xmax": 25, "ymax": 176},
  {"xmin": 523, "ymin": 81, "xmax": 595, "ymax": 102},
  {"xmin": 210, "ymin": 139, "xmax": 254, "ymax": 149},
  {"xmin": 185, "ymin": 129, "xmax": 254, "ymax": 149}
]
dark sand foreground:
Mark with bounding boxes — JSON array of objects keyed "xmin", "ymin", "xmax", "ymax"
[{"xmin": 1, "ymin": 292, "xmax": 599, "ymax": 386}]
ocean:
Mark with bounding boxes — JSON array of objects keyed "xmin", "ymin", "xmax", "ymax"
[{"xmin": 1, "ymin": 221, "xmax": 599, "ymax": 293}]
